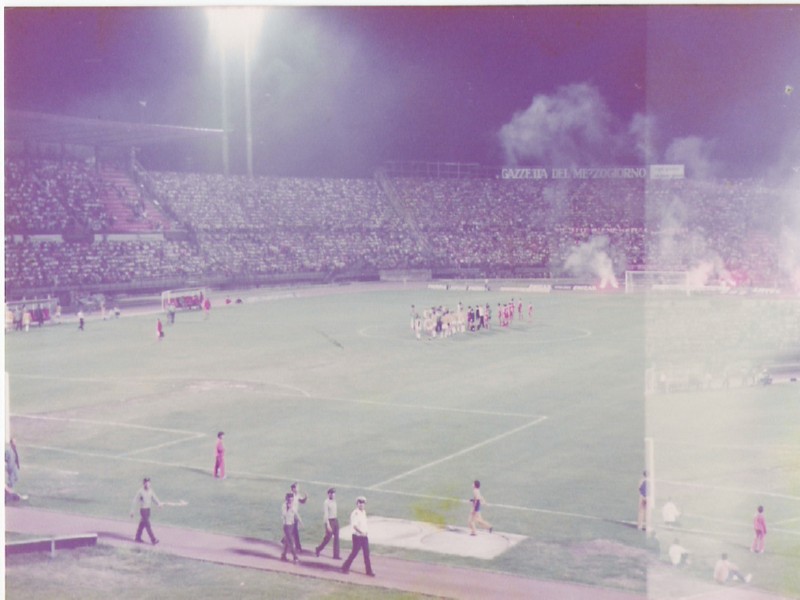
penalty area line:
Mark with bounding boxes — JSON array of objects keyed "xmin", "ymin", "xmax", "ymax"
[
  {"xmin": 370, "ymin": 416, "xmax": 548, "ymax": 489},
  {"xmin": 377, "ymin": 487, "xmax": 621, "ymax": 524},
  {"xmin": 658, "ymin": 478, "xmax": 800, "ymax": 502},
  {"xmin": 118, "ymin": 433, "xmax": 207, "ymax": 458},
  {"xmin": 12, "ymin": 414, "xmax": 206, "ymax": 437}
]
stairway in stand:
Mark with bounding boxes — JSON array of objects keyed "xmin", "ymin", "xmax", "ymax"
[{"xmin": 98, "ymin": 166, "xmax": 172, "ymax": 234}]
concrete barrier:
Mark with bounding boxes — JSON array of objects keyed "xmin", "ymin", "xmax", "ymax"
[{"xmin": 6, "ymin": 533, "xmax": 98, "ymax": 557}]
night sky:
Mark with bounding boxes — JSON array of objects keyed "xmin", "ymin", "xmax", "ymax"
[{"xmin": 4, "ymin": 4, "xmax": 800, "ymax": 178}]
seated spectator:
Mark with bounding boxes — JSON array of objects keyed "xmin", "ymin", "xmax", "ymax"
[
  {"xmin": 668, "ymin": 539, "xmax": 690, "ymax": 567},
  {"xmin": 713, "ymin": 553, "xmax": 751, "ymax": 584}
]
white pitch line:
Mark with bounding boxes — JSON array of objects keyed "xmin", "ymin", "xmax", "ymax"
[
  {"xmin": 12, "ymin": 414, "xmax": 207, "ymax": 437},
  {"xmin": 665, "ymin": 590, "xmax": 733, "ymax": 600},
  {"xmin": 404, "ymin": 403, "xmax": 540, "ymax": 418},
  {"xmin": 658, "ymin": 478, "xmax": 800, "ymax": 502},
  {"xmin": 370, "ymin": 416, "xmax": 548, "ymax": 489},
  {"xmin": 773, "ymin": 515, "xmax": 800, "ymax": 525},
  {"xmin": 17, "ymin": 444, "xmax": 615, "ymax": 524},
  {"xmin": 118, "ymin": 433, "xmax": 206, "ymax": 457},
  {"xmin": 8, "ymin": 373, "xmax": 124, "ymax": 383},
  {"xmin": 376, "ymin": 487, "xmax": 615, "ymax": 523},
  {"xmin": 24, "ymin": 464, "xmax": 80, "ymax": 476},
  {"xmin": 281, "ymin": 389, "xmax": 545, "ymax": 419},
  {"xmin": 314, "ymin": 395, "xmax": 543, "ymax": 419},
  {"xmin": 655, "ymin": 439, "xmax": 800, "ymax": 451},
  {"xmin": 24, "ymin": 444, "xmax": 211, "ymax": 473},
  {"xmin": 656, "ymin": 516, "xmax": 800, "ymax": 538},
  {"xmin": 19, "ymin": 444, "xmax": 800, "ymax": 538}
]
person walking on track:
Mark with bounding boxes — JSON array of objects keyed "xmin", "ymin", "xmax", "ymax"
[{"xmin": 130, "ymin": 477, "xmax": 161, "ymax": 545}]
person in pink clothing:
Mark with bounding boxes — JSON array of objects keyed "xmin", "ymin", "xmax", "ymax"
[
  {"xmin": 752, "ymin": 505, "xmax": 767, "ymax": 553},
  {"xmin": 214, "ymin": 431, "xmax": 225, "ymax": 479}
]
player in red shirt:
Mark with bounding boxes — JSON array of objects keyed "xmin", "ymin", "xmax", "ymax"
[{"xmin": 752, "ymin": 505, "xmax": 767, "ymax": 553}]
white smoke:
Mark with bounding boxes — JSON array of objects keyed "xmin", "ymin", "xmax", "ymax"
[
  {"xmin": 686, "ymin": 254, "xmax": 734, "ymax": 289},
  {"xmin": 664, "ymin": 135, "xmax": 721, "ymax": 180},
  {"xmin": 653, "ymin": 196, "xmax": 735, "ymax": 288},
  {"xmin": 628, "ymin": 112, "xmax": 660, "ymax": 164},
  {"xmin": 777, "ymin": 172, "xmax": 800, "ymax": 294},
  {"xmin": 780, "ymin": 229, "xmax": 800, "ymax": 294},
  {"xmin": 653, "ymin": 197, "xmax": 688, "ymax": 269},
  {"xmin": 498, "ymin": 83, "xmax": 629, "ymax": 167},
  {"xmin": 564, "ymin": 235, "xmax": 619, "ymax": 289},
  {"xmin": 498, "ymin": 82, "xmax": 725, "ymax": 175}
]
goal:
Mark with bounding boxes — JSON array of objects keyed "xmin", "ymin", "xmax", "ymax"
[
  {"xmin": 624, "ymin": 271, "xmax": 689, "ymax": 294},
  {"xmin": 5, "ymin": 297, "xmax": 57, "ymax": 331},
  {"xmin": 161, "ymin": 288, "xmax": 207, "ymax": 312}
]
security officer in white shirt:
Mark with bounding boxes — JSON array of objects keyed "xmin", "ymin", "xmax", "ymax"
[
  {"xmin": 342, "ymin": 496, "xmax": 375, "ymax": 576},
  {"xmin": 315, "ymin": 487, "xmax": 340, "ymax": 559}
]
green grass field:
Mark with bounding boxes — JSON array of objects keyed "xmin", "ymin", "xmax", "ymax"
[{"xmin": 4, "ymin": 284, "xmax": 799, "ymax": 598}]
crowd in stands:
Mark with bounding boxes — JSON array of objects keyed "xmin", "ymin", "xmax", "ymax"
[
  {"xmin": 4, "ymin": 156, "xmax": 795, "ymax": 294},
  {"xmin": 5, "ymin": 158, "xmax": 106, "ymax": 233},
  {"xmin": 4, "ymin": 158, "xmax": 170, "ymax": 235},
  {"xmin": 5, "ymin": 239, "xmax": 205, "ymax": 289}
]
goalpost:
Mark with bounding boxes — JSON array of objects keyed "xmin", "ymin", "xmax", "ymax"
[
  {"xmin": 160, "ymin": 288, "xmax": 207, "ymax": 312},
  {"xmin": 5, "ymin": 297, "xmax": 57, "ymax": 331},
  {"xmin": 5, "ymin": 372, "xmax": 10, "ymax": 444},
  {"xmin": 624, "ymin": 270, "xmax": 690, "ymax": 295},
  {"xmin": 645, "ymin": 437, "xmax": 656, "ymax": 535}
]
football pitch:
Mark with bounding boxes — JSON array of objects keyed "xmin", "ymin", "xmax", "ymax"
[{"xmin": 4, "ymin": 283, "xmax": 799, "ymax": 598}]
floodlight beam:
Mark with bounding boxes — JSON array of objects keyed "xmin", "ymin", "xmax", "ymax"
[{"xmin": 206, "ymin": 7, "xmax": 265, "ymax": 177}]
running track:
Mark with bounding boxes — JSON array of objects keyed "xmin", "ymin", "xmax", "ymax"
[{"xmin": 6, "ymin": 506, "xmax": 645, "ymax": 600}]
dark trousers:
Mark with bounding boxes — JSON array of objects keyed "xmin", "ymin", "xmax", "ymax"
[
  {"xmin": 135, "ymin": 508, "xmax": 156, "ymax": 542},
  {"xmin": 292, "ymin": 518, "xmax": 302, "ymax": 551},
  {"xmin": 316, "ymin": 518, "xmax": 340, "ymax": 558},
  {"xmin": 281, "ymin": 524, "xmax": 297, "ymax": 559},
  {"xmin": 342, "ymin": 534, "xmax": 372, "ymax": 574}
]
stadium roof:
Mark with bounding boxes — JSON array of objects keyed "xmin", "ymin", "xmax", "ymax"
[{"xmin": 4, "ymin": 110, "xmax": 223, "ymax": 149}]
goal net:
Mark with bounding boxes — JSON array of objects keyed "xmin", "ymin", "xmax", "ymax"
[
  {"xmin": 161, "ymin": 288, "xmax": 207, "ymax": 312},
  {"xmin": 5, "ymin": 297, "xmax": 57, "ymax": 331},
  {"xmin": 624, "ymin": 271, "xmax": 689, "ymax": 294}
]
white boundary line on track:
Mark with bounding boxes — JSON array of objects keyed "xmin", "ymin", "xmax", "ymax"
[{"xmin": 370, "ymin": 416, "xmax": 548, "ymax": 489}]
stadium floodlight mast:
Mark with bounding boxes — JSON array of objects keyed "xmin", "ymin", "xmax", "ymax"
[{"xmin": 206, "ymin": 7, "xmax": 265, "ymax": 178}]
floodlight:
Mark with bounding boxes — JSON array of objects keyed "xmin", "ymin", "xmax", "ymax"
[{"xmin": 206, "ymin": 7, "xmax": 265, "ymax": 53}]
